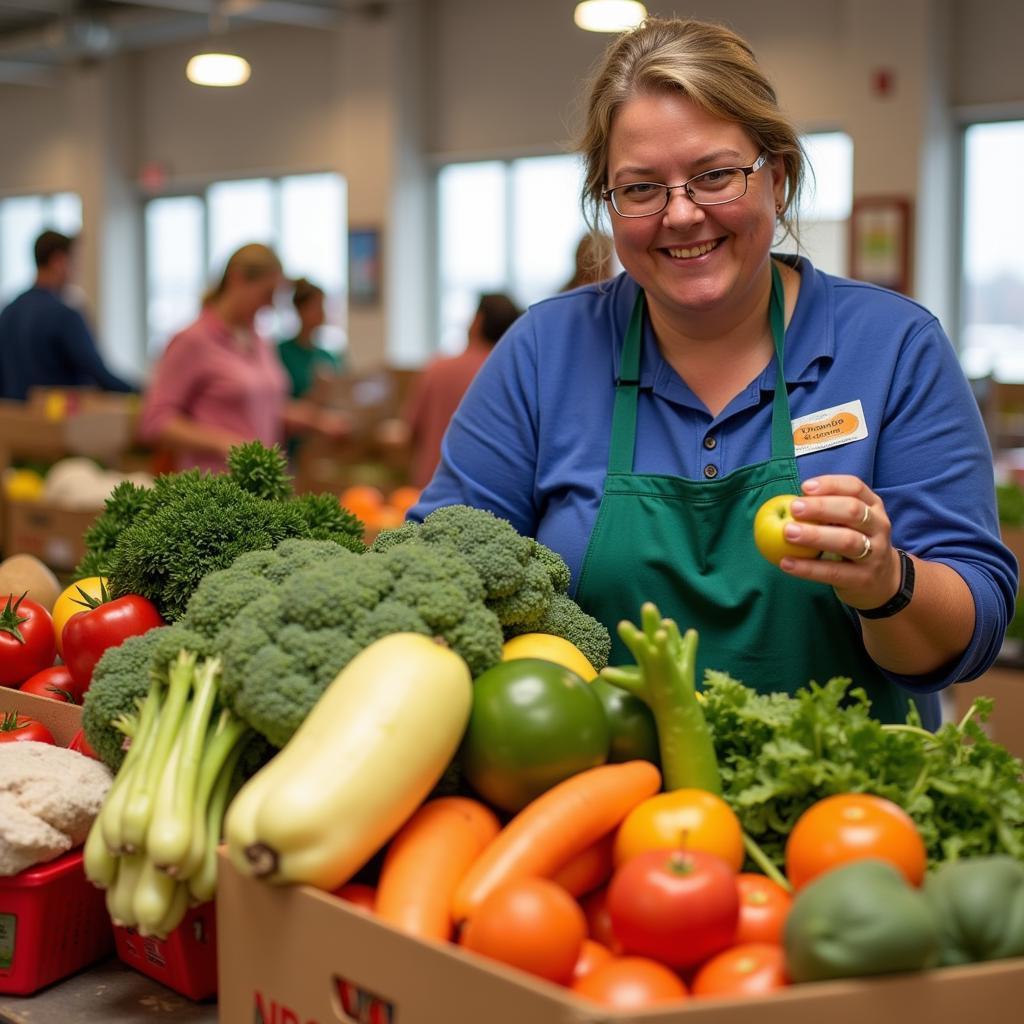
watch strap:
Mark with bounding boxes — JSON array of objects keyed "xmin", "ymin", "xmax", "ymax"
[{"xmin": 857, "ymin": 549, "xmax": 915, "ymax": 619}]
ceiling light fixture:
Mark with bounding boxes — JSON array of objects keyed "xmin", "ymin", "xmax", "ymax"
[
  {"xmin": 574, "ymin": 1, "xmax": 647, "ymax": 33},
  {"xmin": 186, "ymin": 52, "xmax": 251, "ymax": 88}
]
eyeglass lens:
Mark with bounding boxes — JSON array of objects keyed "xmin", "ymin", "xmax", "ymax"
[{"xmin": 612, "ymin": 167, "xmax": 749, "ymax": 216}]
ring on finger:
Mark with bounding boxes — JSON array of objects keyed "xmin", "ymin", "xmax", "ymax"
[
  {"xmin": 858, "ymin": 504, "xmax": 872, "ymax": 529},
  {"xmin": 854, "ymin": 534, "xmax": 872, "ymax": 561}
]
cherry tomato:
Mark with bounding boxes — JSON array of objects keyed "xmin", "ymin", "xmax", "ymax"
[
  {"xmin": 692, "ymin": 943, "xmax": 790, "ymax": 998},
  {"xmin": 580, "ymin": 887, "xmax": 623, "ymax": 953},
  {"xmin": 67, "ymin": 728, "xmax": 102, "ymax": 760},
  {"xmin": 0, "ymin": 713, "xmax": 55, "ymax": 744},
  {"xmin": 608, "ymin": 849, "xmax": 739, "ymax": 969},
  {"xmin": 0, "ymin": 593, "xmax": 56, "ymax": 686},
  {"xmin": 19, "ymin": 665, "xmax": 82, "ymax": 704},
  {"xmin": 62, "ymin": 593, "xmax": 164, "ymax": 693},
  {"xmin": 460, "ymin": 877, "xmax": 587, "ymax": 985},
  {"xmin": 333, "ymin": 883, "xmax": 377, "ymax": 912},
  {"xmin": 51, "ymin": 577, "xmax": 108, "ymax": 658},
  {"xmin": 613, "ymin": 789, "xmax": 745, "ymax": 871},
  {"xmin": 571, "ymin": 939, "xmax": 614, "ymax": 983},
  {"xmin": 735, "ymin": 873, "xmax": 792, "ymax": 945},
  {"xmin": 572, "ymin": 957, "xmax": 688, "ymax": 1008},
  {"xmin": 785, "ymin": 793, "xmax": 927, "ymax": 890}
]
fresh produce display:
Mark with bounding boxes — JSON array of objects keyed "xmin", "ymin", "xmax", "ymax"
[
  {"xmin": 550, "ymin": 833, "xmax": 615, "ymax": 898},
  {"xmin": 75, "ymin": 441, "xmax": 365, "ymax": 620},
  {"xmin": 600, "ymin": 602, "xmax": 721, "ymax": 793},
  {"xmin": 588, "ymin": 675, "xmax": 660, "ymax": 765},
  {"xmin": 783, "ymin": 859, "xmax": 940, "ymax": 982},
  {"xmin": 924, "ymin": 856, "xmax": 1024, "ymax": 966},
  {"xmin": 501, "ymin": 632, "xmax": 597, "ymax": 680},
  {"xmin": 0, "ymin": 593, "xmax": 57, "ymax": 686},
  {"xmin": 460, "ymin": 657, "xmax": 610, "ymax": 812},
  {"xmin": 18, "ymin": 665, "xmax": 79, "ymax": 704},
  {"xmin": 0, "ymin": 553, "xmax": 61, "ymax": 611},
  {"xmin": 571, "ymin": 956, "xmax": 688, "ymax": 1008},
  {"xmin": 225, "ymin": 633, "xmax": 472, "ymax": 890},
  {"xmin": 691, "ymin": 942, "xmax": 789, "ymax": 997},
  {"xmin": 0, "ymin": 714, "xmax": 54, "ymax": 745},
  {"xmin": 51, "ymin": 576, "xmax": 108, "ymax": 657},
  {"xmin": 734, "ymin": 873, "xmax": 792, "ymax": 945}
]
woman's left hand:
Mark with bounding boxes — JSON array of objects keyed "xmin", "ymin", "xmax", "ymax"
[{"xmin": 779, "ymin": 475, "xmax": 902, "ymax": 611}]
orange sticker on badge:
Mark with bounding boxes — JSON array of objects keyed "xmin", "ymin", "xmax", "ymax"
[{"xmin": 791, "ymin": 401, "xmax": 868, "ymax": 456}]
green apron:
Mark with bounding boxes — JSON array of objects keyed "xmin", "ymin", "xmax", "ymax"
[{"xmin": 575, "ymin": 263, "xmax": 910, "ymax": 723}]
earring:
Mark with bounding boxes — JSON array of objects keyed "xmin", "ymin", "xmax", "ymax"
[{"xmin": 775, "ymin": 201, "xmax": 782, "ymax": 215}]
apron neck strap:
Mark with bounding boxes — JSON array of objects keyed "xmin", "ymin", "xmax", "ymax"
[{"xmin": 609, "ymin": 261, "xmax": 792, "ymax": 474}]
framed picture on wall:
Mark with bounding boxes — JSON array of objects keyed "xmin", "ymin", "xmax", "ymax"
[
  {"xmin": 348, "ymin": 227, "xmax": 382, "ymax": 306},
  {"xmin": 849, "ymin": 196, "xmax": 913, "ymax": 294}
]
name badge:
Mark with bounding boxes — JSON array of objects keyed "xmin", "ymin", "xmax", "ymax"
[{"xmin": 791, "ymin": 400, "xmax": 868, "ymax": 456}]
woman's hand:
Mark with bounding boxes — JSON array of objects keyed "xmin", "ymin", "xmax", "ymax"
[{"xmin": 778, "ymin": 475, "xmax": 902, "ymax": 611}]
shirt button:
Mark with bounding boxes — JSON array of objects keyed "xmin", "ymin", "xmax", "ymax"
[
  {"xmin": 703, "ymin": 435, "xmax": 717, "ymax": 450},
  {"xmin": 704, "ymin": 464, "xmax": 719, "ymax": 479}
]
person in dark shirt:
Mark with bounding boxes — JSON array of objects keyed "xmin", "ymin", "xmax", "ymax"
[{"xmin": 0, "ymin": 229, "xmax": 135, "ymax": 400}]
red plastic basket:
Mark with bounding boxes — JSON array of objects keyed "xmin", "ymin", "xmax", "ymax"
[
  {"xmin": 0, "ymin": 848, "xmax": 114, "ymax": 996},
  {"xmin": 113, "ymin": 900, "xmax": 217, "ymax": 1001}
]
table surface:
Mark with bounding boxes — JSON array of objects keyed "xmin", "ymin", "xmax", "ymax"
[{"xmin": 0, "ymin": 959, "xmax": 217, "ymax": 1023}]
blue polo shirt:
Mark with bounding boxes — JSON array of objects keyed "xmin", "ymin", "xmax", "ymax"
[
  {"xmin": 0, "ymin": 286, "xmax": 135, "ymax": 400},
  {"xmin": 414, "ymin": 257, "xmax": 1018, "ymax": 723}
]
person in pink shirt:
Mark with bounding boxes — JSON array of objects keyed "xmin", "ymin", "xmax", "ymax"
[
  {"xmin": 401, "ymin": 293, "xmax": 521, "ymax": 488},
  {"xmin": 139, "ymin": 243, "xmax": 347, "ymax": 472}
]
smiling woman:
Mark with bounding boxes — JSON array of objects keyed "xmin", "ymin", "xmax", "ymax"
[{"xmin": 410, "ymin": 16, "xmax": 1018, "ymax": 732}]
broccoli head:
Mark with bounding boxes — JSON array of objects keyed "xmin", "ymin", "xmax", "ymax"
[
  {"xmin": 179, "ymin": 537, "xmax": 502, "ymax": 748},
  {"xmin": 82, "ymin": 623, "xmax": 212, "ymax": 770},
  {"xmin": 504, "ymin": 592, "xmax": 611, "ymax": 671}
]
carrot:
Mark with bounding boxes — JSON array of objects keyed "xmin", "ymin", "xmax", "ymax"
[
  {"xmin": 550, "ymin": 832, "xmax": 616, "ymax": 898},
  {"xmin": 376, "ymin": 796, "xmax": 500, "ymax": 941},
  {"xmin": 452, "ymin": 761, "xmax": 661, "ymax": 923}
]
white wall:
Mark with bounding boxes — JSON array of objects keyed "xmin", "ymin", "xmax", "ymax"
[{"xmin": 0, "ymin": 0, "xmax": 1022, "ymax": 373}]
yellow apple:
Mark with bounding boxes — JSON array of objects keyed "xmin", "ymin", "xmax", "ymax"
[{"xmin": 753, "ymin": 494, "xmax": 821, "ymax": 565}]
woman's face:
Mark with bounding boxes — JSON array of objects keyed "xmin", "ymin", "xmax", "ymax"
[
  {"xmin": 605, "ymin": 91, "xmax": 784, "ymax": 330},
  {"xmin": 299, "ymin": 293, "xmax": 326, "ymax": 332}
]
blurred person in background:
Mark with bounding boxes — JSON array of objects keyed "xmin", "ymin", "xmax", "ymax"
[
  {"xmin": 139, "ymin": 243, "xmax": 348, "ymax": 473},
  {"xmin": 277, "ymin": 277, "xmax": 343, "ymax": 398},
  {"xmin": 395, "ymin": 293, "xmax": 521, "ymax": 488},
  {"xmin": 0, "ymin": 230, "xmax": 136, "ymax": 400},
  {"xmin": 561, "ymin": 231, "xmax": 616, "ymax": 292}
]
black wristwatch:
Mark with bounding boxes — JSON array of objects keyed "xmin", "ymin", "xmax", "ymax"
[{"xmin": 857, "ymin": 549, "xmax": 915, "ymax": 619}]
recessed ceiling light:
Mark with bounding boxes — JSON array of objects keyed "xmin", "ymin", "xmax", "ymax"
[
  {"xmin": 574, "ymin": 1, "xmax": 647, "ymax": 33},
  {"xmin": 186, "ymin": 52, "xmax": 251, "ymax": 88}
]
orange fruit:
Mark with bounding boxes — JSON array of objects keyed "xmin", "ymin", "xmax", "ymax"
[{"xmin": 389, "ymin": 486, "xmax": 421, "ymax": 514}]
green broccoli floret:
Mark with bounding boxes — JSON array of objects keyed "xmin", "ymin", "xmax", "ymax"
[
  {"xmin": 80, "ymin": 443, "xmax": 366, "ymax": 622},
  {"xmin": 175, "ymin": 537, "xmax": 502, "ymax": 748},
  {"xmin": 534, "ymin": 541, "xmax": 572, "ymax": 594},
  {"xmin": 82, "ymin": 623, "xmax": 212, "ymax": 770},
  {"xmin": 505, "ymin": 592, "xmax": 612, "ymax": 671},
  {"xmin": 369, "ymin": 520, "xmax": 421, "ymax": 552}
]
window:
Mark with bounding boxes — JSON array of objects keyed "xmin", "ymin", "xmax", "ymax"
[
  {"xmin": 437, "ymin": 155, "xmax": 589, "ymax": 354},
  {"xmin": 0, "ymin": 192, "xmax": 83, "ymax": 302},
  {"xmin": 959, "ymin": 121, "xmax": 1024, "ymax": 381},
  {"xmin": 144, "ymin": 173, "xmax": 347, "ymax": 358},
  {"xmin": 775, "ymin": 131, "xmax": 854, "ymax": 276}
]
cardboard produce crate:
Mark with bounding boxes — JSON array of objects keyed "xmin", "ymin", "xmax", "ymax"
[
  {"xmin": 1, "ymin": 499, "xmax": 98, "ymax": 570},
  {"xmin": 216, "ymin": 854, "xmax": 1024, "ymax": 1024},
  {"xmin": 0, "ymin": 686, "xmax": 83, "ymax": 744}
]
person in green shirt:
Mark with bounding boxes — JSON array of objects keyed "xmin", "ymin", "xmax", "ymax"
[{"xmin": 277, "ymin": 278, "xmax": 342, "ymax": 398}]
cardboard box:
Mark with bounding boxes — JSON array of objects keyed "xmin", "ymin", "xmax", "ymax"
[
  {"xmin": 0, "ymin": 687, "xmax": 82, "ymax": 745},
  {"xmin": 1, "ymin": 499, "xmax": 98, "ymax": 570},
  {"xmin": 216, "ymin": 854, "xmax": 1024, "ymax": 1024}
]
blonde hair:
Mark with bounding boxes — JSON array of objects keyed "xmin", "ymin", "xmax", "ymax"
[
  {"xmin": 204, "ymin": 243, "xmax": 282, "ymax": 305},
  {"xmin": 577, "ymin": 17, "xmax": 805, "ymax": 244}
]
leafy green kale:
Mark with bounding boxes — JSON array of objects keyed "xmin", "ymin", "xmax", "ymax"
[
  {"xmin": 371, "ymin": 504, "xmax": 611, "ymax": 669},
  {"xmin": 700, "ymin": 672, "xmax": 1024, "ymax": 871}
]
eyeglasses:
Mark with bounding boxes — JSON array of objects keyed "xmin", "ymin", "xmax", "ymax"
[{"xmin": 602, "ymin": 153, "xmax": 768, "ymax": 218}]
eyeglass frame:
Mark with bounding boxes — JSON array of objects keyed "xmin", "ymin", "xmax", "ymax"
[{"xmin": 602, "ymin": 152, "xmax": 769, "ymax": 218}]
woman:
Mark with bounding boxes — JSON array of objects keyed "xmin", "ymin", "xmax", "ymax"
[
  {"xmin": 140, "ymin": 244, "xmax": 347, "ymax": 472},
  {"xmin": 277, "ymin": 277, "xmax": 342, "ymax": 399},
  {"xmin": 412, "ymin": 18, "xmax": 1017, "ymax": 728}
]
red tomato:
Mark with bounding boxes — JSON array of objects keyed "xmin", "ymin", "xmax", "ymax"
[
  {"xmin": 785, "ymin": 793, "xmax": 927, "ymax": 890},
  {"xmin": 62, "ymin": 594, "xmax": 164, "ymax": 692},
  {"xmin": 692, "ymin": 943, "xmax": 790, "ymax": 998},
  {"xmin": 608, "ymin": 849, "xmax": 739, "ymax": 969},
  {"xmin": 572, "ymin": 939, "xmax": 614, "ymax": 983},
  {"xmin": 19, "ymin": 665, "xmax": 82, "ymax": 704},
  {"xmin": 0, "ymin": 593, "xmax": 56, "ymax": 686},
  {"xmin": 735, "ymin": 873, "xmax": 792, "ymax": 945},
  {"xmin": 572, "ymin": 956, "xmax": 688, "ymax": 1008},
  {"xmin": 67, "ymin": 728, "xmax": 101, "ymax": 760},
  {"xmin": 580, "ymin": 887, "xmax": 623, "ymax": 953},
  {"xmin": 0, "ymin": 713, "xmax": 55, "ymax": 744},
  {"xmin": 333, "ymin": 883, "xmax": 377, "ymax": 911}
]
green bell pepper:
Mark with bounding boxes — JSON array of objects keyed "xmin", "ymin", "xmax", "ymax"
[
  {"xmin": 784, "ymin": 859, "xmax": 940, "ymax": 983},
  {"xmin": 589, "ymin": 676, "xmax": 660, "ymax": 766},
  {"xmin": 924, "ymin": 856, "xmax": 1024, "ymax": 966}
]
